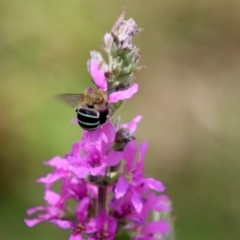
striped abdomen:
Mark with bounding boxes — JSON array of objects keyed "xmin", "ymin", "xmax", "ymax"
[{"xmin": 76, "ymin": 108, "xmax": 109, "ymax": 131}]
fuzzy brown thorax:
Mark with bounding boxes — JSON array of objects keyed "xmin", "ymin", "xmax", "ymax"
[
  {"xmin": 84, "ymin": 89, "xmax": 107, "ymax": 105},
  {"xmin": 82, "ymin": 89, "xmax": 108, "ymax": 111}
]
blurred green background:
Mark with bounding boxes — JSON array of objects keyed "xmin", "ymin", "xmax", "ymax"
[{"xmin": 1, "ymin": 0, "xmax": 240, "ymax": 239}]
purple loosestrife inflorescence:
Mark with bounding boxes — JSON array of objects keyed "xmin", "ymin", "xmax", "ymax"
[{"xmin": 25, "ymin": 9, "xmax": 173, "ymax": 240}]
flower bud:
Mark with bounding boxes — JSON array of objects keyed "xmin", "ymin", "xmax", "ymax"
[
  {"xmin": 102, "ymin": 33, "xmax": 114, "ymax": 53},
  {"xmin": 113, "ymin": 128, "xmax": 135, "ymax": 151},
  {"xmin": 88, "ymin": 50, "xmax": 109, "ymax": 74}
]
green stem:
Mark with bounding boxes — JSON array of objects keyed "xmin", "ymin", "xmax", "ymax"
[
  {"xmin": 109, "ymin": 100, "xmax": 123, "ymax": 117},
  {"xmin": 97, "ymin": 186, "xmax": 107, "ymax": 213}
]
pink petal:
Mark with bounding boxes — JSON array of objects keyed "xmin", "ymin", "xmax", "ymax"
[
  {"xmin": 24, "ymin": 218, "xmax": 43, "ymax": 227},
  {"xmin": 45, "ymin": 156, "xmax": 69, "ymax": 169},
  {"xmin": 146, "ymin": 194, "xmax": 171, "ymax": 212},
  {"xmin": 123, "ymin": 140, "xmax": 138, "ymax": 171},
  {"xmin": 85, "ymin": 128, "xmax": 103, "ymax": 143},
  {"xmin": 101, "ymin": 121, "xmax": 116, "ymax": 142},
  {"xmin": 104, "ymin": 151, "xmax": 123, "ymax": 166},
  {"xmin": 37, "ymin": 172, "xmax": 63, "ymax": 186},
  {"xmin": 89, "ymin": 165, "xmax": 106, "ymax": 176},
  {"xmin": 131, "ymin": 189, "xmax": 143, "ymax": 213},
  {"xmin": 144, "ymin": 178, "xmax": 165, "ymax": 192},
  {"xmin": 141, "ymin": 221, "xmax": 170, "ymax": 234},
  {"xmin": 72, "ymin": 167, "xmax": 89, "ymax": 178},
  {"xmin": 89, "ymin": 61, "xmax": 107, "ymax": 91},
  {"xmin": 139, "ymin": 141, "xmax": 148, "ymax": 159},
  {"xmin": 108, "ymin": 83, "xmax": 138, "ymax": 103},
  {"xmin": 121, "ymin": 115, "xmax": 142, "ymax": 133},
  {"xmin": 51, "ymin": 219, "xmax": 72, "ymax": 229},
  {"xmin": 107, "ymin": 216, "xmax": 117, "ymax": 234},
  {"xmin": 85, "ymin": 218, "xmax": 97, "ymax": 233},
  {"xmin": 154, "ymin": 195, "xmax": 172, "ymax": 211},
  {"xmin": 71, "ymin": 142, "xmax": 81, "ymax": 154},
  {"xmin": 26, "ymin": 206, "xmax": 44, "ymax": 215},
  {"xmin": 69, "ymin": 234, "xmax": 83, "ymax": 240},
  {"xmin": 76, "ymin": 197, "xmax": 90, "ymax": 223},
  {"xmin": 135, "ymin": 141, "xmax": 148, "ymax": 172},
  {"xmin": 44, "ymin": 190, "xmax": 60, "ymax": 205},
  {"xmin": 115, "ymin": 176, "xmax": 129, "ymax": 199}
]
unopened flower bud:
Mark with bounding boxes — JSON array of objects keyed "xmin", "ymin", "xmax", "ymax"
[
  {"xmin": 102, "ymin": 33, "xmax": 114, "ymax": 53},
  {"xmin": 113, "ymin": 128, "xmax": 135, "ymax": 151}
]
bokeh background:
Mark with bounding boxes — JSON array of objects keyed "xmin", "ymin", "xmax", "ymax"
[{"xmin": 1, "ymin": 0, "xmax": 240, "ymax": 239}]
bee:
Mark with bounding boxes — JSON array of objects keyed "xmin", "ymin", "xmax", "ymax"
[{"xmin": 57, "ymin": 88, "xmax": 109, "ymax": 131}]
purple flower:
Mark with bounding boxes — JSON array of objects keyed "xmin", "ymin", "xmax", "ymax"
[
  {"xmin": 67, "ymin": 117, "xmax": 141, "ymax": 179},
  {"xmin": 111, "ymin": 187, "xmax": 171, "ymax": 220},
  {"xmin": 25, "ymin": 190, "xmax": 67, "ymax": 227},
  {"xmin": 25, "ymin": 155, "xmax": 98, "ymax": 230},
  {"xmin": 111, "ymin": 190, "xmax": 171, "ymax": 240},
  {"xmin": 111, "ymin": 190, "xmax": 133, "ymax": 218},
  {"xmin": 71, "ymin": 141, "xmax": 107, "ymax": 177},
  {"xmin": 66, "ymin": 123, "xmax": 122, "ymax": 178},
  {"xmin": 36, "ymin": 156, "xmax": 72, "ymax": 189},
  {"xmin": 66, "ymin": 197, "xmax": 96, "ymax": 240},
  {"xmin": 114, "ymin": 141, "xmax": 165, "ymax": 213},
  {"xmin": 130, "ymin": 193, "xmax": 172, "ymax": 225},
  {"xmin": 89, "ymin": 211, "xmax": 117, "ymax": 240}
]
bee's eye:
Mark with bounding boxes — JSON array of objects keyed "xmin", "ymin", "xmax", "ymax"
[{"xmin": 87, "ymin": 104, "xmax": 94, "ymax": 109}]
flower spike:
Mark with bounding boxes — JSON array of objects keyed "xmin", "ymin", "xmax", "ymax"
[{"xmin": 25, "ymin": 10, "xmax": 173, "ymax": 240}]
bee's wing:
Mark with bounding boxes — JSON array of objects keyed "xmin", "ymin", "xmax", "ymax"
[{"xmin": 56, "ymin": 94, "xmax": 84, "ymax": 108}]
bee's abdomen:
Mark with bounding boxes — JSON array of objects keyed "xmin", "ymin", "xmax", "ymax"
[
  {"xmin": 76, "ymin": 108, "xmax": 100, "ymax": 131},
  {"xmin": 99, "ymin": 109, "xmax": 109, "ymax": 125}
]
